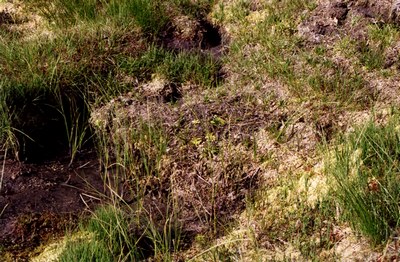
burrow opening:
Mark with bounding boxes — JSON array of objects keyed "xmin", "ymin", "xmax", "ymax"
[
  {"xmin": 0, "ymin": 10, "xmax": 16, "ymax": 25},
  {"xmin": 161, "ymin": 18, "xmax": 223, "ymax": 53},
  {"xmin": 10, "ymin": 90, "xmax": 92, "ymax": 163},
  {"xmin": 199, "ymin": 19, "xmax": 222, "ymax": 50}
]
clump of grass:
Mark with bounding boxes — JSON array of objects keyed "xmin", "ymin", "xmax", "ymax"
[
  {"xmin": 96, "ymin": 119, "xmax": 168, "ymax": 182},
  {"xmin": 306, "ymin": 64, "xmax": 365, "ymax": 105},
  {"xmin": 328, "ymin": 112, "xmax": 400, "ymax": 244},
  {"xmin": 24, "ymin": 0, "xmax": 96, "ymax": 26},
  {"xmin": 145, "ymin": 196, "xmax": 183, "ymax": 261},
  {"xmin": 28, "ymin": 0, "xmax": 169, "ymax": 36},
  {"xmin": 359, "ymin": 24, "xmax": 400, "ymax": 70},
  {"xmin": 121, "ymin": 121, "xmax": 167, "ymax": 179},
  {"xmin": 172, "ymin": 0, "xmax": 215, "ymax": 19},
  {"xmin": 336, "ymin": 23, "xmax": 400, "ymax": 71},
  {"xmin": 29, "ymin": 0, "xmax": 217, "ymax": 37},
  {"xmin": 92, "ymin": 116, "xmax": 169, "ymax": 205},
  {"xmin": 0, "ymin": 89, "xmax": 15, "ymax": 153},
  {"xmin": 59, "ymin": 205, "xmax": 141, "ymax": 261},
  {"xmin": 87, "ymin": 206, "xmax": 138, "ymax": 257},
  {"xmin": 119, "ymin": 46, "xmax": 221, "ymax": 87},
  {"xmin": 59, "ymin": 200, "xmax": 185, "ymax": 261},
  {"xmin": 59, "ymin": 240, "xmax": 112, "ymax": 262},
  {"xmin": 107, "ymin": 0, "xmax": 169, "ymax": 36}
]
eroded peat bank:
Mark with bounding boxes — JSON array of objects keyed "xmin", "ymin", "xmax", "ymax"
[{"xmin": 2, "ymin": 0, "xmax": 400, "ymax": 261}]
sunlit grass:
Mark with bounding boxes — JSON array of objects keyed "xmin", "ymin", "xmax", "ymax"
[
  {"xmin": 4, "ymin": 0, "xmax": 400, "ymax": 260},
  {"xmin": 328, "ymin": 111, "xmax": 400, "ymax": 244}
]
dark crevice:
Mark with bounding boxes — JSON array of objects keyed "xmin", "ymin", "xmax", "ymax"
[
  {"xmin": 160, "ymin": 19, "xmax": 223, "ymax": 54},
  {"xmin": 161, "ymin": 82, "xmax": 182, "ymax": 103},
  {"xmin": 10, "ymin": 89, "xmax": 92, "ymax": 163},
  {"xmin": 0, "ymin": 10, "xmax": 16, "ymax": 25},
  {"xmin": 199, "ymin": 19, "xmax": 222, "ymax": 50}
]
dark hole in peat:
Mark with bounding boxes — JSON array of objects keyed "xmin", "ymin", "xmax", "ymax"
[
  {"xmin": 11, "ymin": 90, "xmax": 92, "ymax": 163},
  {"xmin": 199, "ymin": 19, "xmax": 222, "ymax": 50},
  {"xmin": 160, "ymin": 18, "xmax": 222, "ymax": 53},
  {"xmin": 0, "ymin": 10, "xmax": 15, "ymax": 25},
  {"xmin": 161, "ymin": 82, "xmax": 182, "ymax": 103}
]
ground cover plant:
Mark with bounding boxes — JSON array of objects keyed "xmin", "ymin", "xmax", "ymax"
[
  {"xmin": 2, "ymin": 0, "xmax": 400, "ymax": 261},
  {"xmin": 328, "ymin": 111, "xmax": 400, "ymax": 245}
]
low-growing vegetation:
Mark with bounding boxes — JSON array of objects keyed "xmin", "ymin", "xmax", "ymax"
[
  {"xmin": 1, "ymin": 0, "xmax": 400, "ymax": 260},
  {"xmin": 328, "ymin": 111, "xmax": 400, "ymax": 245}
]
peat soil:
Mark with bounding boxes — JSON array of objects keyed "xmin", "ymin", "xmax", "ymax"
[
  {"xmin": 0, "ymin": 8, "xmax": 226, "ymax": 260},
  {"xmin": 0, "ymin": 152, "xmax": 104, "ymax": 260}
]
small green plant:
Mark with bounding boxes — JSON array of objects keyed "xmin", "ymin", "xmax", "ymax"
[{"xmin": 328, "ymin": 112, "xmax": 400, "ymax": 244}]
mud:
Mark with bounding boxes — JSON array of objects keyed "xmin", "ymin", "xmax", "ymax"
[{"xmin": 0, "ymin": 154, "xmax": 104, "ymax": 260}]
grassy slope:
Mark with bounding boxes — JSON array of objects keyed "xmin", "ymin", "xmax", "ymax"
[
  {"xmin": 1, "ymin": 0, "xmax": 400, "ymax": 260},
  {"xmin": 185, "ymin": 0, "xmax": 400, "ymax": 260}
]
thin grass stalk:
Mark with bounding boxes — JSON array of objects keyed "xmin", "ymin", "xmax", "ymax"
[{"xmin": 0, "ymin": 148, "xmax": 7, "ymax": 194}]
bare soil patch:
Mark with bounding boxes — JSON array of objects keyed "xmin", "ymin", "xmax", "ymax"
[
  {"xmin": 0, "ymin": 154, "xmax": 104, "ymax": 260},
  {"xmin": 299, "ymin": 0, "xmax": 396, "ymax": 44}
]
